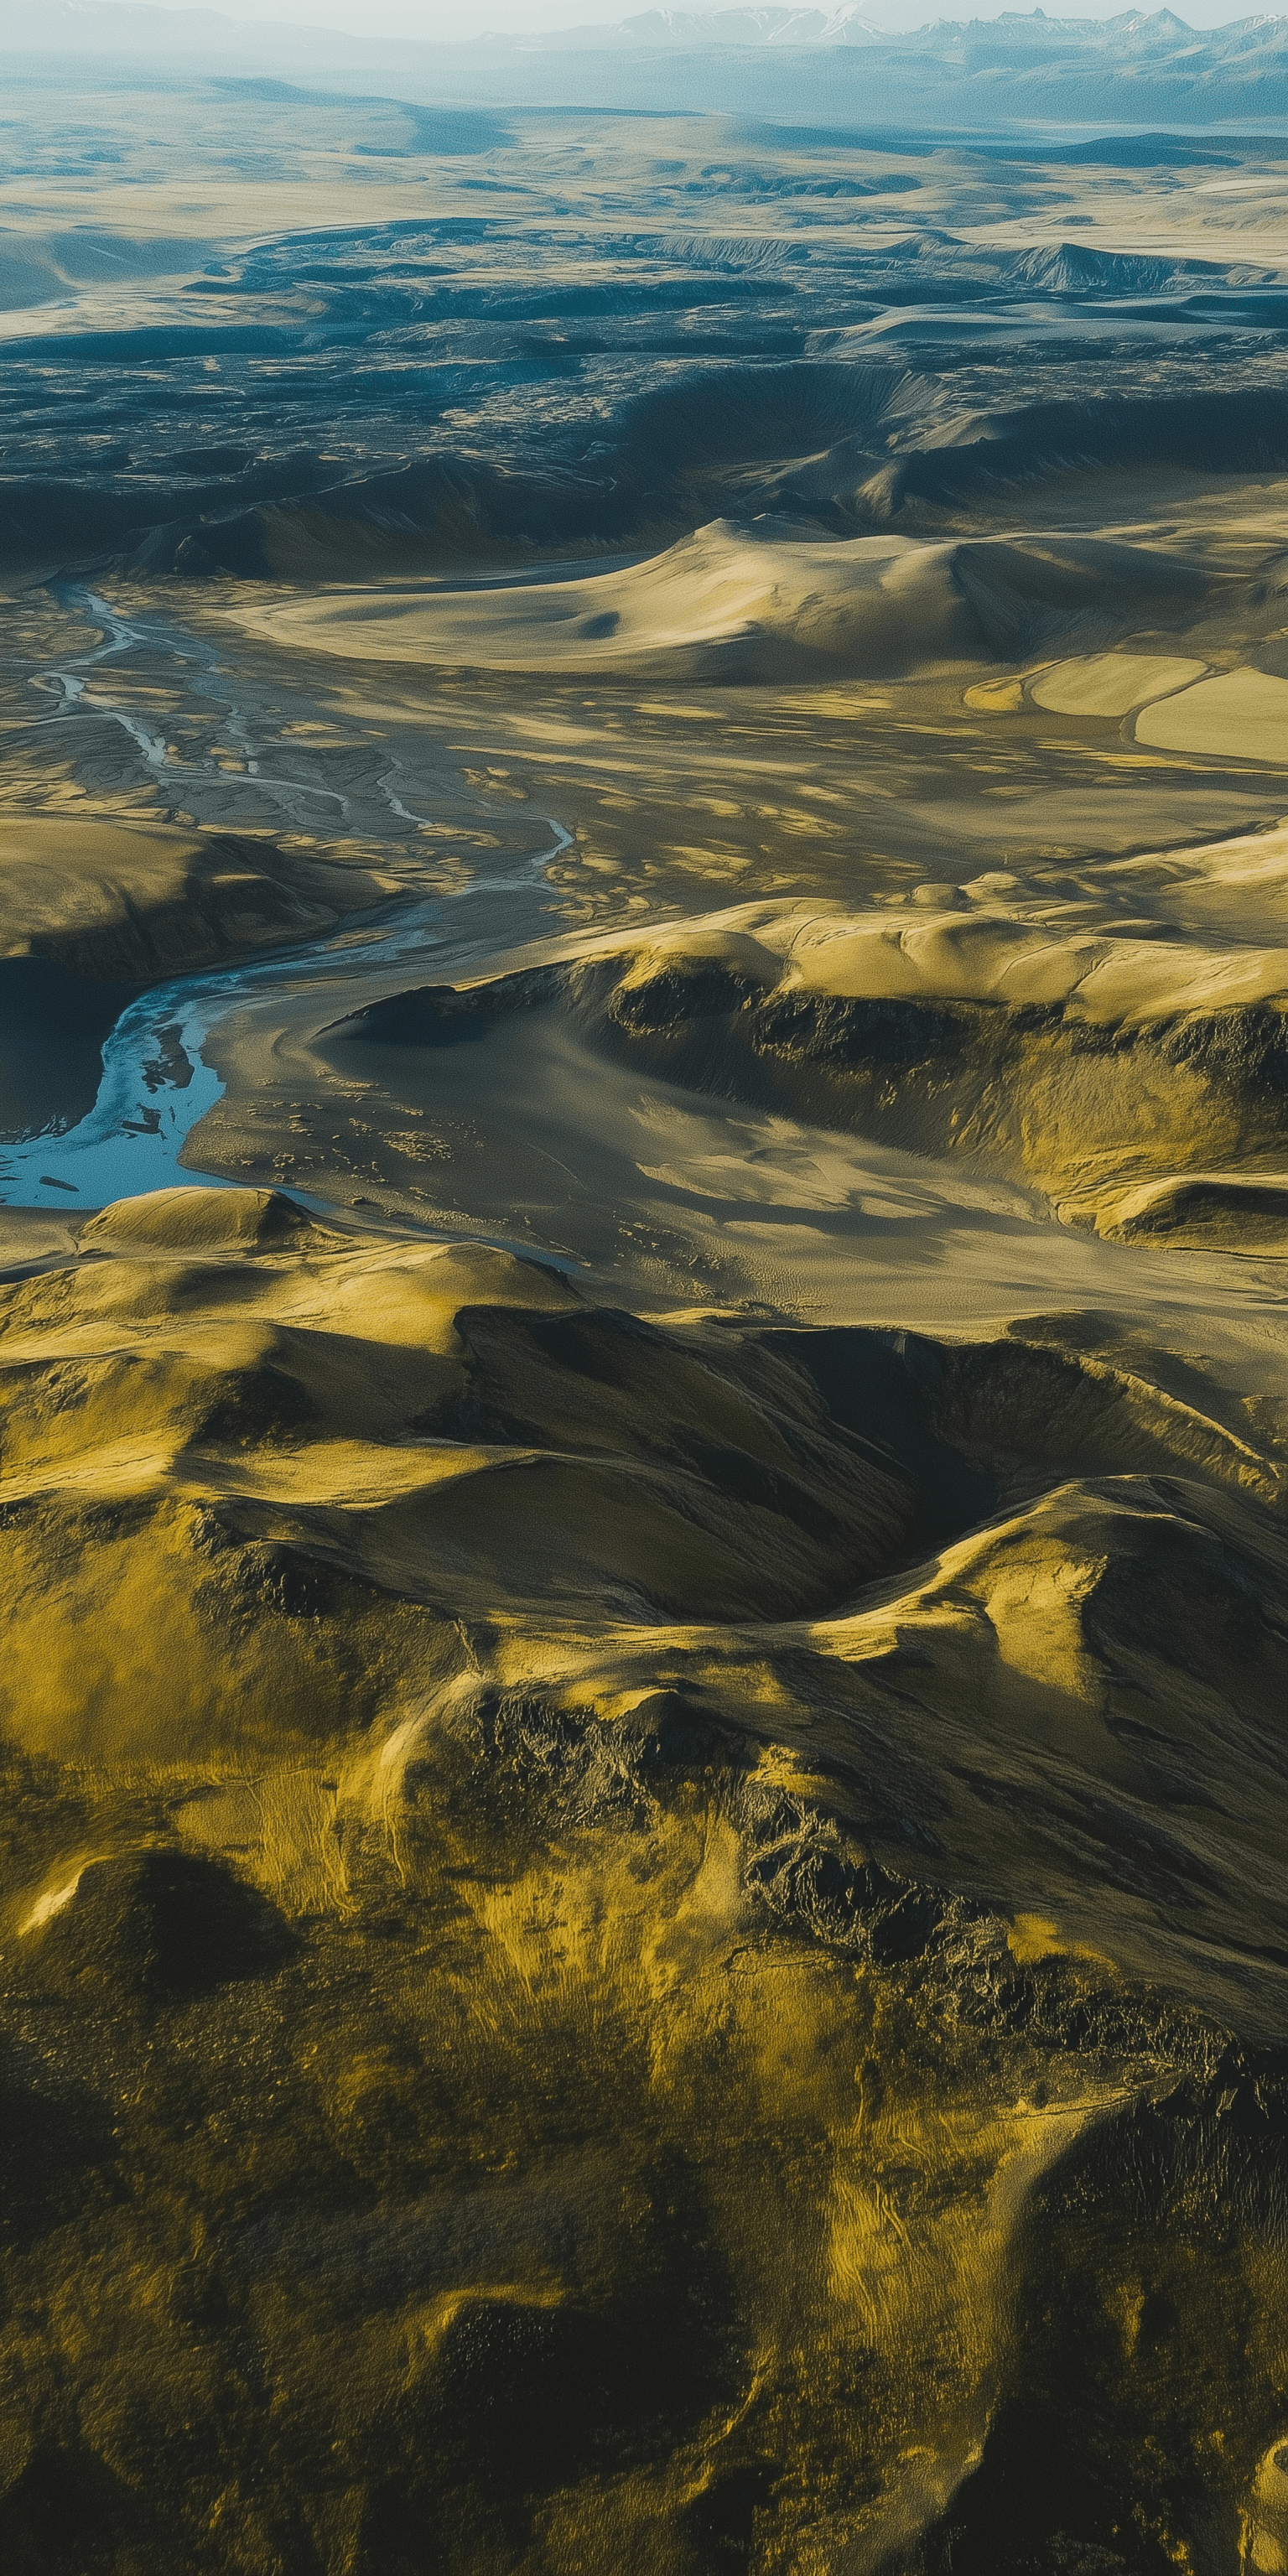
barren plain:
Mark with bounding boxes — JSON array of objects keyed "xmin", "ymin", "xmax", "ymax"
[{"xmin": 2, "ymin": 50, "xmax": 1288, "ymax": 2576}]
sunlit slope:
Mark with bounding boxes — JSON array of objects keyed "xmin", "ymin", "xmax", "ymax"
[
  {"xmin": 236, "ymin": 522, "xmax": 982, "ymax": 681},
  {"xmin": 232, "ymin": 522, "xmax": 1245, "ymax": 683},
  {"xmin": 323, "ymin": 898, "xmax": 1288, "ymax": 1248},
  {"xmin": 230, "ymin": 524, "xmax": 1288, "ymax": 754},
  {"xmin": 2, "ymin": 1185, "xmax": 1285, "ymax": 2027},
  {"xmin": 0, "ymin": 814, "xmax": 408, "ymax": 980},
  {"xmin": 2, "ymin": 1187, "xmax": 1287, "ymax": 2572}
]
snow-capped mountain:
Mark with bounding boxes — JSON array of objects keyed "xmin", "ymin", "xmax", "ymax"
[
  {"xmin": 4, "ymin": 3, "xmax": 1288, "ymax": 125},
  {"xmin": 512, "ymin": 7, "xmax": 886, "ymax": 44}
]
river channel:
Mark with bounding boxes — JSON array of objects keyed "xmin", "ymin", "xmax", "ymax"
[{"xmin": 0, "ymin": 583, "xmax": 572, "ymax": 1214}]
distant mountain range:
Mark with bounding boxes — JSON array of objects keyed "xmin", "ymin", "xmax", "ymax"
[
  {"xmin": 4, "ymin": 5, "xmax": 1288, "ymax": 126},
  {"xmin": 510, "ymin": 7, "xmax": 1282, "ymax": 54},
  {"xmin": 507, "ymin": 8, "xmax": 886, "ymax": 44}
]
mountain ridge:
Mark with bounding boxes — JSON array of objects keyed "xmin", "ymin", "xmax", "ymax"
[
  {"xmin": 6, "ymin": 4, "xmax": 1288, "ymax": 124},
  {"xmin": 5, "ymin": 3, "xmax": 1288, "ymax": 60}
]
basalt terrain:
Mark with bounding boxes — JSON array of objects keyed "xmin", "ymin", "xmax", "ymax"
[{"xmin": 1, "ymin": 34, "xmax": 1287, "ymax": 2576}]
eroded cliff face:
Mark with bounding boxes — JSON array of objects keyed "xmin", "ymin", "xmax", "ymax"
[{"xmin": 0, "ymin": 1187, "xmax": 1284, "ymax": 2575}]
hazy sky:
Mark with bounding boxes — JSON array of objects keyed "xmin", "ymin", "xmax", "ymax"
[{"xmin": 75, "ymin": 1, "xmax": 1286, "ymax": 34}]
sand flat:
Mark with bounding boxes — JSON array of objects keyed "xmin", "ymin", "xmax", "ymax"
[
  {"xmin": 1029, "ymin": 651, "xmax": 1208, "ymax": 713},
  {"xmin": 1135, "ymin": 665, "xmax": 1288, "ymax": 759}
]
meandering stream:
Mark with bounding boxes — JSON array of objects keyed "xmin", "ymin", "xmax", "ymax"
[{"xmin": 0, "ymin": 584, "xmax": 572, "ymax": 1213}]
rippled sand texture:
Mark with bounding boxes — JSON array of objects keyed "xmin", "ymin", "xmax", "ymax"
[{"xmin": 2, "ymin": 63, "xmax": 1288, "ymax": 2576}]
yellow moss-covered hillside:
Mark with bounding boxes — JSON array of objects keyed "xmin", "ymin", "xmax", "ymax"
[{"xmin": 1, "ymin": 1190, "xmax": 1286, "ymax": 2573}]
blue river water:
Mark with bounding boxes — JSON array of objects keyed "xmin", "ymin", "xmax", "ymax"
[
  {"xmin": 0, "ymin": 585, "xmax": 571, "ymax": 1213},
  {"xmin": 0, "ymin": 864, "xmax": 570, "ymax": 1213}
]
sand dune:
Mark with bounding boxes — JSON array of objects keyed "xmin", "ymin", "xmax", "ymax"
[
  {"xmin": 230, "ymin": 521, "xmax": 1246, "ymax": 683},
  {"xmin": 236, "ymin": 519, "xmax": 986, "ymax": 680}
]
